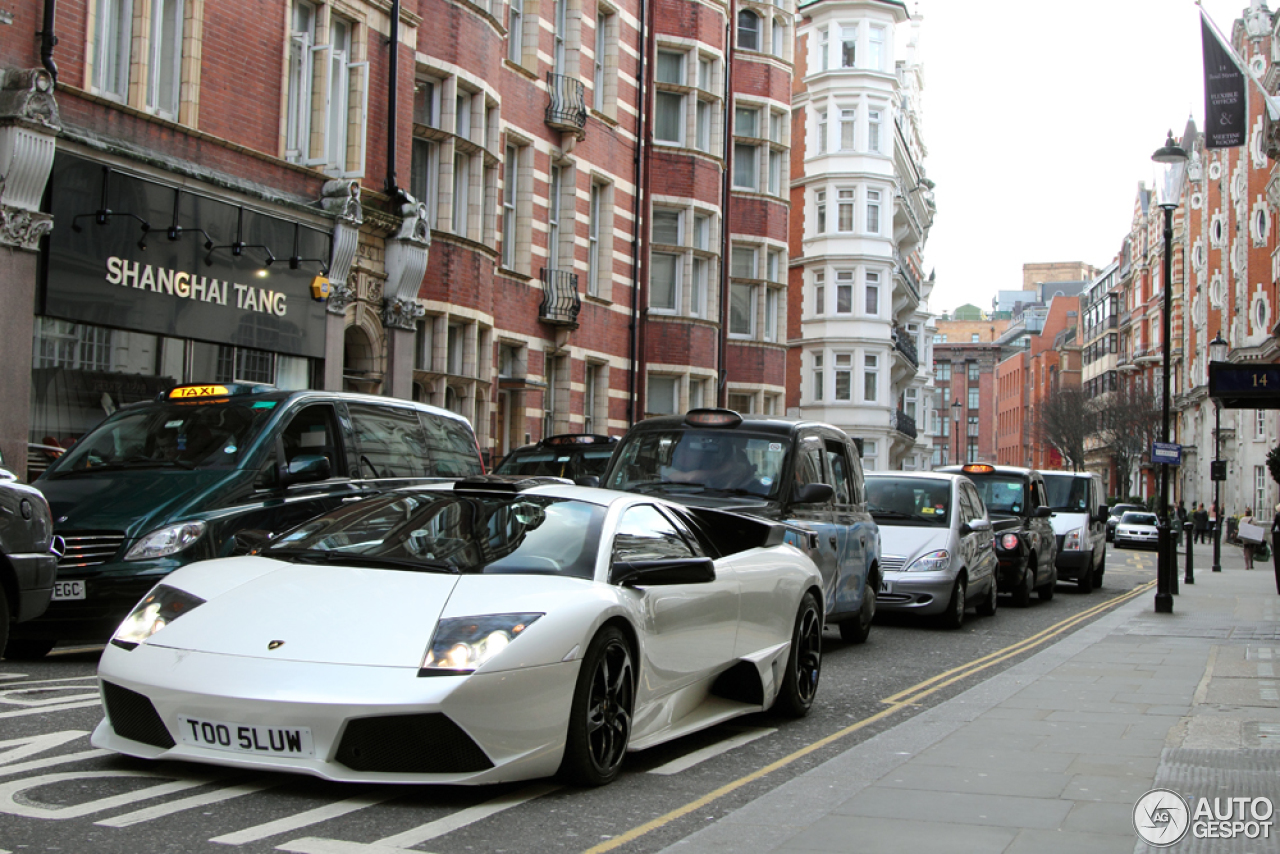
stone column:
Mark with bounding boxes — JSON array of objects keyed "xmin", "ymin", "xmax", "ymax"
[
  {"xmin": 0, "ymin": 69, "xmax": 60, "ymax": 481},
  {"xmin": 381, "ymin": 199, "xmax": 430, "ymax": 401},
  {"xmin": 321, "ymin": 180, "xmax": 364, "ymax": 390}
]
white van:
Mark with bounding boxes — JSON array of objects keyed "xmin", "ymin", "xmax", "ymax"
[{"xmin": 1039, "ymin": 471, "xmax": 1108, "ymax": 593}]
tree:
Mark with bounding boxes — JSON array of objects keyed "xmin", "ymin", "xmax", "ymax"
[
  {"xmin": 1035, "ymin": 386, "xmax": 1092, "ymax": 471},
  {"xmin": 1093, "ymin": 381, "xmax": 1161, "ymax": 496},
  {"xmin": 1268, "ymin": 444, "xmax": 1280, "ymax": 486}
]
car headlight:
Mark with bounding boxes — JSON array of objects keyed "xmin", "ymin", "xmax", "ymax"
[
  {"xmin": 112, "ymin": 584, "xmax": 206, "ymax": 649},
  {"xmin": 1064, "ymin": 525, "xmax": 1087, "ymax": 551},
  {"xmin": 419, "ymin": 613, "xmax": 543, "ymax": 676},
  {"xmin": 124, "ymin": 522, "xmax": 206, "ymax": 561},
  {"xmin": 999, "ymin": 533, "xmax": 1020, "ymax": 550},
  {"xmin": 904, "ymin": 549, "xmax": 950, "ymax": 572}
]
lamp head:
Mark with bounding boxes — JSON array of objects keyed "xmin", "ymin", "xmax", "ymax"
[{"xmin": 1152, "ymin": 130, "xmax": 1188, "ymax": 210}]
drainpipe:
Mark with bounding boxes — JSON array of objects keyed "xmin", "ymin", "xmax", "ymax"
[
  {"xmin": 627, "ymin": 0, "xmax": 651, "ymax": 426},
  {"xmin": 718, "ymin": 8, "xmax": 736, "ymax": 407},
  {"xmin": 385, "ymin": 0, "xmax": 401, "ymax": 203},
  {"xmin": 40, "ymin": 1, "xmax": 59, "ymax": 81}
]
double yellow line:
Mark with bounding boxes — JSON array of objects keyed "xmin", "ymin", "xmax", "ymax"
[{"xmin": 582, "ymin": 580, "xmax": 1156, "ymax": 854}]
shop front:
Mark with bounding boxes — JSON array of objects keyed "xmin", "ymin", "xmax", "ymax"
[{"xmin": 32, "ymin": 152, "xmax": 333, "ymax": 476}]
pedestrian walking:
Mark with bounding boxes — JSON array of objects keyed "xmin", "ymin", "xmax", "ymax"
[
  {"xmin": 1193, "ymin": 503, "xmax": 1209, "ymax": 544},
  {"xmin": 1241, "ymin": 508, "xmax": 1257, "ymax": 570},
  {"xmin": 1272, "ymin": 503, "xmax": 1280, "ymax": 594}
]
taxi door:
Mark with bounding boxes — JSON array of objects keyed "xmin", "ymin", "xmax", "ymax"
[
  {"xmin": 823, "ymin": 434, "xmax": 869, "ymax": 618},
  {"xmin": 786, "ymin": 433, "xmax": 844, "ymax": 618}
]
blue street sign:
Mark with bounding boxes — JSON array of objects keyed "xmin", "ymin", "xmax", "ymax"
[{"xmin": 1152, "ymin": 442, "xmax": 1182, "ymax": 465}]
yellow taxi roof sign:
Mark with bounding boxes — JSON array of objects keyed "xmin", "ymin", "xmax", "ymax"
[{"xmin": 169, "ymin": 385, "xmax": 230, "ymax": 399}]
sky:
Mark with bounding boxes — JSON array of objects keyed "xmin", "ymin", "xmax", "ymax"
[{"xmin": 915, "ymin": 0, "xmax": 1260, "ymax": 315}]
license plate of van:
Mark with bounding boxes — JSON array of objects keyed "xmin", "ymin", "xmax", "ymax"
[{"xmin": 52, "ymin": 581, "xmax": 85, "ymax": 600}]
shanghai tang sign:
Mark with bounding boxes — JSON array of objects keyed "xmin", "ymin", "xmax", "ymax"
[{"xmin": 43, "ymin": 154, "xmax": 330, "ymax": 359}]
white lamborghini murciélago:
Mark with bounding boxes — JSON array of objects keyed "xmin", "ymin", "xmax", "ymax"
[{"xmin": 92, "ymin": 476, "xmax": 824, "ymax": 786}]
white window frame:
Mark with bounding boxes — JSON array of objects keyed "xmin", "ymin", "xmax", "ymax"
[
  {"xmin": 863, "ymin": 354, "xmax": 879, "ymax": 403},
  {"xmin": 650, "ymin": 251, "xmax": 681, "ymax": 313},
  {"xmin": 815, "ymin": 189, "xmax": 827, "ymax": 233},
  {"xmin": 501, "ymin": 144, "xmax": 519, "ymax": 268},
  {"xmin": 838, "ymin": 108, "xmax": 855, "ymax": 151},
  {"xmin": 764, "ymin": 286, "xmax": 779, "ymax": 342},
  {"xmin": 147, "ymin": 0, "xmax": 185, "ymax": 119},
  {"xmin": 729, "ymin": 282, "xmax": 757, "ymax": 337},
  {"xmin": 865, "ymin": 271, "xmax": 879, "ymax": 316},
  {"xmin": 812, "ymin": 352, "xmax": 824, "ymax": 401},
  {"xmin": 509, "ymin": 0, "xmax": 524, "ymax": 63},
  {"xmin": 588, "ymin": 182, "xmax": 603, "ymax": 296},
  {"xmin": 868, "ymin": 26, "xmax": 885, "ymax": 70},
  {"xmin": 840, "ymin": 24, "xmax": 856, "ymax": 68},
  {"xmin": 648, "ymin": 374, "xmax": 679, "ymax": 416},
  {"xmin": 94, "ymin": 0, "xmax": 134, "ymax": 101},
  {"xmin": 868, "ymin": 109, "xmax": 881, "ymax": 152},
  {"xmin": 834, "ymin": 353, "xmax": 852, "ymax": 400},
  {"xmin": 813, "ymin": 270, "xmax": 825, "ymax": 315},
  {"xmin": 816, "ymin": 109, "xmax": 828, "ymax": 154},
  {"xmin": 835, "ymin": 270, "xmax": 854, "ymax": 313},
  {"xmin": 738, "ymin": 9, "xmax": 761, "ymax": 51},
  {"xmin": 837, "ymin": 188, "xmax": 854, "ymax": 232},
  {"xmin": 866, "ymin": 188, "xmax": 881, "ymax": 234}
]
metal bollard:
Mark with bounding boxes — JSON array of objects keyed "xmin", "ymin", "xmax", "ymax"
[{"xmin": 1184, "ymin": 521, "xmax": 1194, "ymax": 584}]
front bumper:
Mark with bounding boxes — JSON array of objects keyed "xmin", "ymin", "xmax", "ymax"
[
  {"xmin": 995, "ymin": 553, "xmax": 1029, "ymax": 589},
  {"xmin": 6, "ymin": 551, "xmax": 59, "ymax": 622},
  {"xmin": 1116, "ymin": 533, "xmax": 1158, "ymax": 549},
  {"xmin": 876, "ymin": 569, "xmax": 954, "ymax": 616},
  {"xmin": 91, "ymin": 642, "xmax": 579, "ymax": 784},
  {"xmin": 1054, "ymin": 549, "xmax": 1092, "ymax": 580},
  {"xmin": 9, "ymin": 559, "xmax": 179, "ymax": 642}
]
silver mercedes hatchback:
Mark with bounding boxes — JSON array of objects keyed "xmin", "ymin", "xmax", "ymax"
[{"xmin": 865, "ymin": 471, "xmax": 998, "ymax": 629}]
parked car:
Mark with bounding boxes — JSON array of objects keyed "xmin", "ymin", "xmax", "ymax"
[
  {"xmin": 8, "ymin": 382, "xmax": 484, "ymax": 659},
  {"xmin": 1039, "ymin": 470, "xmax": 1108, "ymax": 592},
  {"xmin": 936, "ymin": 464, "xmax": 1058, "ymax": 606},
  {"xmin": 1114, "ymin": 511, "xmax": 1160, "ymax": 549},
  {"xmin": 1106, "ymin": 503, "xmax": 1146, "ymax": 542},
  {"xmin": 602, "ymin": 409, "xmax": 881, "ymax": 643},
  {"xmin": 494, "ymin": 434, "xmax": 618, "ymax": 484},
  {"xmin": 92, "ymin": 476, "xmax": 825, "ymax": 787},
  {"xmin": 865, "ymin": 472, "xmax": 997, "ymax": 629},
  {"xmin": 0, "ymin": 459, "xmax": 62, "ymax": 656}
]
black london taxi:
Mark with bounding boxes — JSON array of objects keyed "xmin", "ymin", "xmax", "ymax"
[
  {"xmin": 936, "ymin": 463, "xmax": 1058, "ymax": 605},
  {"xmin": 602, "ymin": 409, "xmax": 881, "ymax": 643},
  {"xmin": 494, "ymin": 433, "xmax": 618, "ymax": 484},
  {"xmin": 5, "ymin": 382, "xmax": 483, "ymax": 658}
]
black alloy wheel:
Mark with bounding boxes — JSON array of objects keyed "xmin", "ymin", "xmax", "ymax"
[
  {"xmin": 558, "ymin": 626, "xmax": 634, "ymax": 786},
  {"xmin": 775, "ymin": 592, "xmax": 822, "ymax": 717}
]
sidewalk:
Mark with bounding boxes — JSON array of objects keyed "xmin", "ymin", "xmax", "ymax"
[{"xmin": 661, "ymin": 542, "xmax": 1280, "ymax": 854}]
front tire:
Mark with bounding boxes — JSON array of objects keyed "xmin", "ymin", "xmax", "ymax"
[
  {"xmin": 940, "ymin": 576, "xmax": 966, "ymax": 630},
  {"xmin": 774, "ymin": 592, "xmax": 822, "ymax": 717},
  {"xmin": 976, "ymin": 578, "xmax": 998, "ymax": 617},
  {"xmin": 0, "ymin": 587, "xmax": 9, "ymax": 658},
  {"xmin": 558, "ymin": 626, "xmax": 634, "ymax": 787},
  {"xmin": 1077, "ymin": 560, "xmax": 1094, "ymax": 593},
  {"xmin": 1011, "ymin": 564, "xmax": 1033, "ymax": 607},
  {"xmin": 839, "ymin": 579, "xmax": 876, "ymax": 644},
  {"xmin": 3, "ymin": 638, "xmax": 55, "ymax": 660}
]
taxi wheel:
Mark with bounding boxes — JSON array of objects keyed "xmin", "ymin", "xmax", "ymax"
[
  {"xmin": 976, "ymin": 578, "xmax": 998, "ymax": 617},
  {"xmin": 839, "ymin": 582, "xmax": 876, "ymax": 644},
  {"xmin": 0, "ymin": 588, "xmax": 8, "ymax": 657},
  {"xmin": 1011, "ymin": 566, "xmax": 1033, "ymax": 608},
  {"xmin": 3, "ymin": 638, "xmax": 55, "ymax": 660},
  {"xmin": 940, "ymin": 576, "xmax": 966, "ymax": 630}
]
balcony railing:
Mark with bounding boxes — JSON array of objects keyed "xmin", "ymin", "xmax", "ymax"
[
  {"xmin": 540, "ymin": 268, "xmax": 581, "ymax": 327},
  {"xmin": 894, "ymin": 251, "xmax": 921, "ymax": 303},
  {"xmin": 893, "ymin": 330, "xmax": 919, "ymax": 368},
  {"xmin": 546, "ymin": 73, "xmax": 587, "ymax": 135},
  {"xmin": 894, "ymin": 409, "xmax": 918, "ymax": 440}
]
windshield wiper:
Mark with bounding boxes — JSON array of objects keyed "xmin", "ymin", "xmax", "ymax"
[{"xmin": 264, "ymin": 548, "xmax": 460, "ymax": 574}]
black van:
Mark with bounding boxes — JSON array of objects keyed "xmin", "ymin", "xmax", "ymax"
[{"xmin": 6, "ymin": 383, "xmax": 483, "ymax": 658}]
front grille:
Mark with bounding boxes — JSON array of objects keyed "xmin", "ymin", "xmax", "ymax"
[
  {"xmin": 335, "ymin": 713, "xmax": 493, "ymax": 774},
  {"xmin": 102, "ymin": 681, "xmax": 175, "ymax": 749},
  {"xmin": 880, "ymin": 556, "xmax": 906, "ymax": 572},
  {"xmin": 58, "ymin": 532, "xmax": 126, "ymax": 567}
]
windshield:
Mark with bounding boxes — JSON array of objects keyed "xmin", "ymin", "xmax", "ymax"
[
  {"xmin": 267, "ymin": 491, "xmax": 606, "ymax": 578},
  {"xmin": 1110, "ymin": 504, "xmax": 1145, "ymax": 518},
  {"xmin": 866, "ymin": 477, "xmax": 951, "ymax": 526},
  {"xmin": 495, "ymin": 447, "xmax": 615, "ymax": 478},
  {"xmin": 47, "ymin": 399, "xmax": 276, "ymax": 474},
  {"xmin": 1120, "ymin": 512, "xmax": 1157, "ymax": 526},
  {"xmin": 606, "ymin": 429, "xmax": 786, "ymax": 497},
  {"xmin": 964, "ymin": 475, "xmax": 1029, "ymax": 516},
  {"xmin": 1042, "ymin": 474, "xmax": 1089, "ymax": 511}
]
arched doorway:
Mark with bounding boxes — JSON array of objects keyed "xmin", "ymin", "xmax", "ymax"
[{"xmin": 343, "ymin": 324, "xmax": 382, "ymax": 394}]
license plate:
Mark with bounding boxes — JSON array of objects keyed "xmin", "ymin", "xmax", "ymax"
[
  {"xmin": 177, "ymin": 716, "xmax": 314, "ymax": 757},
  {"xmin": 879, "ymin": 580, "xmax": 892, "ymax": 594},
  {"xmin": 52, "ymin": 580, "xmax": 85, "ymax": 600}
]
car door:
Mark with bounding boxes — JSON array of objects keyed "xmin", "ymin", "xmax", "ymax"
[
  {"xmin": 961, "ymin": 482, "xmax": 996, "ymax": 587},
  {"xmin": 610, "ymin": 503, "xmax": 738, "ymax": 690},
  {"xmin": 786, "ymin": 433, "xmax": 843, "ymax": 616},
  {"xmin": 1028, "ymin": 476, "xmax": 1056, "ymax": 584},
  {"xmin": 824, "ymin": 434, "xmax": 870, "ymax": 617}
]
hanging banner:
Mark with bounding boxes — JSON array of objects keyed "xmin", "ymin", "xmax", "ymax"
[{"xmin": 1201, "ymin": 14, "xmax": 1246, "ymax": 149}]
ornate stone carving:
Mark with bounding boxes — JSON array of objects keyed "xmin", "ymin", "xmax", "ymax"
[
  {"xmin": 382, "ymin": 296, "xmax": 426, "ymax": 331},
  {"xmin": 325, "ymin": 282, "xmax": 357, "ymax": 315},
  {"xmin": 0, "ymin": 205, "xmax": 53, "ymax": 250},
  {"xmin": 320, "ymin": 179, "xmax": 364, "ymax": 225},
  {"xmin": 0, "ymin": 69, "xmax": 61, "ymax": 250},
  {"xmin": 383, "ymin": 194, "xmax": 432, "ymax": 306},
  {"xmin": 0, "ymin": 69, "xmax": 60, "ymax": 134}
]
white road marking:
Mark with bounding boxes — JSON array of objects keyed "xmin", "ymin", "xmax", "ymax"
[
  {"xmin": 0, "ymin": 700, "xmax": 101, "ymax": 719},
  {"xmin": 209, "ymin": 792, "xmax": 399, "ymax": 845},
  {"xmin": 1261, "ymin": 681, "xmax": 1279, "ymax": 702},
  {"xmin": 278, "ymin": 783, "xmax": 559, "ymax": 854},
  {"xmin": 0, "ymin": 673, "xmax": 28, "ymax": 682},
  {"xmin": 0, "ymin": 748, "xmax": 113, "ymax": 779},
  {"xmin": 98, "ymin": 779, "xmax": 280, "ymax": 827},
  {"xmin": 0, "ymin": 770, "xmax": 210, "ymax": 819},
  {"xmin": 0, "ymin": 685, "xmax": 100, "ymax": 707},
  {"xmin": 647, "ymin": 727, "xmax": 777, "ymax": 775},
  {"xmin": 1259, "ymin": 663, "xmax": 1275, "ymax": 678}
]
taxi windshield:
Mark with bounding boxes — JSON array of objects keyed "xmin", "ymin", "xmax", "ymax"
[
  {"xmin": 965, "ymin": 475, "xmax": 1029, "ymax": 517},
  {"xmin": 46, "ymin": 399, "xmax": 276, "ymax": 475},
  {"xmin": 866, "ymin": 476, "xmax": 951, "ymax": 526},
  {"xmin": 606, "ymin": 429, "xmax": 786, "ymax": 497}
]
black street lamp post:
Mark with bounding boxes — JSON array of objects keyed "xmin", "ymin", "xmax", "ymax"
[
  {"xmin": 1152, "ymin": 131, "xmax": 1186, "ymax": 615},
  {"xmin": 952, "ymin": 399, "xmax": 962, "ymax": 465},
  {"xmin": 1209, "ymin": 333, "xmax": 1228, "ymax": 572}
]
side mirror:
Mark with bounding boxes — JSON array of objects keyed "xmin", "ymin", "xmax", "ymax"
[
  {"xmin": 610, "ymin": 557, "xmax": 715, "ymax": 587},
  {"xmin": 280, "ymin": 454, "xmax": 330, "ymax": 487},
  {"xmin": 574, "ymin": 475, "xmax": 601, "ymax": 488},
  {"xmin": 962, "ymin": 519, "xmax": 992, "ymax": 535},
  {"xmin": 1034, "ymin": 505, "xmax": 1052, "ymax": 518},
  {"xmin": 791, "ymin": 482, "xmax": 835, "ymax": 505},
  {"xmin": 1094, "ymin": 505, "xmax": 1109, "ymax": 523},
  {"xmin": 232, "ymin": 529, "xmax": 274, "ymax": 555}
]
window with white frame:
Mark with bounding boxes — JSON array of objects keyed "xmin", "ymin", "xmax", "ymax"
[
  {"xmin": 764, "ymin": 287, "xmax": 779, "ymax": 341},
  {"xmin": 452, "ymin": 149, "xmax": 471, "ymax": 235},
  {"xmin": 689, "ymin": 377, "xmax": 707, "ymax": 410},
  {"xmin": 812, "ymin": 352, "xmax": 824, "ymax": 401},
  {"xmin": 147, "ymin": 0, "xmax": 185, "ymax": 119},
  {"xmin": 819, "ymin": 26, "xmax": 829, "ymax": 70},
  {"xmin": 651, "ymin": 207, "xmax": 682, "ymax": 312},
  {"xmin": 868, "ymin": 26, "xmax": 885, "ymax": 70},
  {"xmin": 728, "ymin": 392, "xmax": 755, "ymax": 414},
  {"xmin": 865, "ymin": 271, "xmax": 879, "ymax": 315},
  {"xmin": 772, "ymin": 17, "xmax": 786, "ymax": 57},
  {"xmin": 863, "ymin": 354, "xmax": 879, "ymax": 402},
  {"xmin": 695, "ymin": 54, "xmax": 719, "ymax": 154},
  {"xmin": 866, "ymin": 188, "xmax": 881, "ymax": 233},
  {"xmin": 768, "ymin": 147, "xmax": 783, "ymax": 195},
  {"xmin": 654, "ymin": 50, "xmax": 686, "ymax": 144},
  {"xmin": 905, "ymin": 387, "xmax": 918, "ymax": 422},
  {"xmin": 733, "ymin": 105, "xmax": 763, "ymax": 191},
  {"xmin": 967, "ymin": 360, "xmax": 979, "ymax": 381},
  {"xmin": 593, "ymin": 9, "xmax": 606, "ymax": 106},
  {"xmin": 840, "ymin": 24, "xmax": 856, "ymax": 67},
  {"xmin": 547, "ymin": 163, "xmax": 564, "ymax": 270},
  {"xmin": 816, "ymin": 109, "xmax": 828, "ymax": 154},
  {"xmin": 508, "ymin": 0, "xmax": 524, "ymax": 62},
  {"xmin": 647, "ymin": 374, "xmax": 678, "ymax": 416},
  {"xmin": 738, "ymin": 9, "xmax": 760, "ymax": 51},
  {"xmin": 868, "ymin": 109, "xmax": 881, "ymax": 152},
  {"xmin": 501, "ymin": 144, "xmax": 519, "ymax": 268},
  {"xmin": 730, "ymin": 283, "xmax": 757, "ymax": 337},
  {"xmin": 552, "ymin": 0, "xmax": 567, "ymax": 76},
  {"xmin": 834, "ymin": 353, "xmax": 853, "ymax": 400},
  {"xmin": 862, "ymin": 439, "xmax": 878, "ymax": 471},
  {"xmin": 837, "ymin": 188, "xmax": 854, "ymax": 231},
  {"xmin": 815, "ymin": 189, "xmax": 827, "ymax": 232},
  {"xmin": 587, "ymin": 181, "xmax": 605, "ymax": 297},
  {"xmin": 93, "ymin": 0, "xmax": 134, "ymax": 101},
  {"xmin": 968, "ymin": 387, "xmax": 979, "ymax": 410},
  {"xmin": 1257, "ymin": 408, "xmax": 1267, "ymax": 440},
  {"xmin": 285, "ymin": 2, "xmax": 368, "ymax": 176},
  {"xmin": 1256, "ymin": 465, "xmax": 1268, "ymax": 514},
  {"xmin": 839, "ymin": 109, "xmax": 855, "ymax": 150},
  {"xmin": 592, "ymin": 6, "xmax": 619, "ymax": 117},
  {"xmin": 692, "ymin": 213, "xmax": 712, "ymax": 318},
  {"xmin": 836, "ymin": 270, "xmax": 854, "ymax": 313},
  {"xmin": 813, "ymin": 270, "xmax": 825, "ymax": 315}
]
